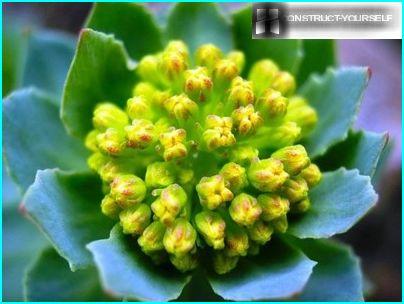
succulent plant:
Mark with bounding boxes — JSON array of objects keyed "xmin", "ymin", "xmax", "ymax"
[{"xmin": 3, "ymin": 3, "xmax": 388, "ymax": 301}]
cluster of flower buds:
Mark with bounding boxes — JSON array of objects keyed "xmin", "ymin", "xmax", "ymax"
[{"xmin": 85, "ymin": 40, "xmax": 322, "ymax": 274}]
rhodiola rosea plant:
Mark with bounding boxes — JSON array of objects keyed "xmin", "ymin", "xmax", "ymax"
[{"xmin": 3, "ymin": 3, "xmax": 388, "ymax": 301}]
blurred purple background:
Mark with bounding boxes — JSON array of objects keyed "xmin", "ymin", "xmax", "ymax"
[{"xmin": 3, "ymin": 3, "xmax": 402, "ymax": 301}]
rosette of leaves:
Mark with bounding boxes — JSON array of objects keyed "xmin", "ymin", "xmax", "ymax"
[{"xmin": 3, "ymin": 3, "xmax": 388, "ymax": 301}]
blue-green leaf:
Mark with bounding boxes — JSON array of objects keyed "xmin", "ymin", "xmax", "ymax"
[
  {"xmin": 22, "ymin": 30, "xmax": 76, "ymax": 99},
  {"xmin": 207, "ymin": 236, "xmax": 316, "ymax": 301},
  {"xmin": 23, "ymin": 169, "xmax": 114, "ymax": 270},
  {"xmin": 288, "ymin": 168, "xmax": 378, "ymax": 238},
  {"xmin": 166, "ymin": 3, "xmax": 232, "ymax": 53},
  {"xmin": 3, "ymin": 88, "xmax": 88, "ymax": 193},
  {"xmin": 297, "ymin": 40, "xmax": 336, "ymax": 86},
  {"xmin": 291, "ymin": 238, "xmax": 364, "ymax": 301},
  {"xmin": 24, "ymin": 247, "xmax": 109, "ymax": 301},
  {"xmin": 316, "ymin": 130, "xmax": 388, "ymax": 177},
  {"xmin": 87, "ymin": 225, "xmax": 191, "ymax": 301},
  {"xmin": 3, "ymin": 191, "xmax": 47, "ymax": 301},
  {"xmin": 232, "ymin": 6, "xmax": 303, "ymax": 74},
  {"xmin": 62, "ymin": 29, "xmax": 137, "ymax": 138},
  {"xmin": 300, "ymin": 67, "xmax": 370, "ymax": 158},
  {"xmin": 85, "ymin": 3, "xmax": 163, "ymax": 60}
]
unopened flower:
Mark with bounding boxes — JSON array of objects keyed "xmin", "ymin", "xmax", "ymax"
[
  {"xmin": 224, "ymin": 224, "xmax": 249, "ymax": 257},
  {"xmin": 271, "ymin": 145, "xmax": 310, "ymax": 176},
  {"xmin": 232, "ymin": 104, "xmax": 263, "ymax": 135},
  {"xmin": 119, "ymin": 203, "xmax": 151, "ymax": 235},
  {"xmin": 110, "ymin": 174, "xmax": 147, "ymax": 208},
  {"xmin": 247, "ymin": 220, "xmax": 274, "ymax": 245},
  {"xmin": 164, "ymin": 93, "xmax": 198, "ymax": 120},
  {"xmin": 212, "ymin": 251, "xmax": 239, "ymax": 275},
  {"xmin": 203, "ymin": 115, "xmax": 236, "ymax": 150},
  {"xmin": 272, "ymin": 214, "xmax": 289, "ymax": 233},
  {"xmin": 248, "ymin": 59, "xmax": 279, "ymax": 96},
  {"xmin": 170, "ymin": 252, "xmax": 198, "ymax": 273},
  {"xmin": 163, "ymin": 218, "xmax": 197, "ymax": 256},
  {"xmin": 219, "ymin": 162, "xmax": 248, "ymax": 194},
  {"xmin": 229, "ymin": 193, "xmax": 262, "ymax": 226},
  {"xmin": 159, "ymin": 128, "xmax": 188, "ymax": 161},
  {"xmin": 126, "ymin": 96, "xmax": 154, "ymax": 121},
  {"xmin": 138, "ymin": 221, "xmax": 166, "ymax": 252},
  {"xmin": 97, "ymin": 128, "xmax": 126, "ymax": 156},
  {"xmin": 226, "ymin": 51, "xmax": 245, "ymax": 72},
  {"xmin": 195, "ymin": 210, "xmax": 226, "ymax": 249},
  {"xmin": 145, "ymin": 162, "xmax": 176, "ymax": 189},
  {"xmin": 291, "ymin": 198, "xmax": 311, "ymax": 213},
  {"xmin": 100, "ymin": 194, "xmax": 120, "ymax": 219},
  {"xmin": 228, "ymin": 77, "xmax": 255, "ymax": 107},
  {"xmin": 92, "ymin": 103, "xmax": 129, "ymax": 131},
  {"xmin": 257, "ymin": 88, "xmax": 289, "ymax": 122},
  {"xmin": 285, "ymin": 96, "xmax": 318, "ymax": 137},
  {"xmin": 258, "ymin": 194, "xmax": 290, "ymax": 221},
  {"xmin": 247, "ymin": 158, "xmax": 289, "ymax": 192},
  {"xmin": 125, "ymin": 119, "xmax": 157, "ymax": 149},
  {"xmin": 272, "ymin": 71, "xmax": 296, "ymax": 96},
  {"xmin": 298, "ymin": 163, "xmax": 322, "ymax": 187},
  {"xmin": 151, "ymin": 184, "xmax": 188, "ymax": 225},
  {"xmin": 281, "ymin": 176, "xmax": 309, "ymax": 203},
  {"xmin": 195, "ymin": 43, "xmax": 223, "ymax": 71},
  {"xmin": 196, "ymin": 175, "xmax": 233, "ymax": 210}
]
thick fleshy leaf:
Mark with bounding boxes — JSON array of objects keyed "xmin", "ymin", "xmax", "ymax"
[
  {"xmin": 22, "ymin": 30, "xmax": 76, "ymax": 99},
  {"xmin": 297, "ymin": 40, "xmax": 336, "ymax": 86},
  {"xmin": 316, "ymin": 130, "xmax": 388, "ymax": 177},
  {"xmin": 3, "ymin": 176, "xmax": 47, "ymax": 300},
  {"xmin": 207, "ymin": 236, "xmax": 316, "ymax": 301},
  {"xmin": 288, "ymin": 168, "xmax": 378, "ymax": 238},
  {"xmin": 87, "ymin": 225, "xmax": 191, "ymax": 301},
  {"xmin": 166, "ymin": 3, "xmax": 232, "ymax": 53},
  {"xmin": 3, "ymin": 88, "xmax": 88, "ymax": 193},
  {"xmin": 23, "ymin": 169, "xmax": 114, "ymax": 270},
  {"xmin": 232, "ymin": 6, "xmax": 303, "ymax": 74},
  {"xmin": 300, "ymin": 67, "xmax": 370, "ymax": 158},
  {"xmin": 62, "ymin": 29, "xmax": 137, "ymax": 138},
  {"xmin": 291, "ymin": 238, "xmax": 364, "ymax": 301},
  {"xmin": 24, "ymin": 247, "xmax": 109, "ymax": 301},
  {"xmin": 85, "ymin": 3, "xmax": 163, "ymax": 60}
]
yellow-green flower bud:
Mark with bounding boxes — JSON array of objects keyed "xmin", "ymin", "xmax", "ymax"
[
  {"xmin": 96, "ymin": 128, "xmax": 127, "ymax": 156},
  {"xmin": 291, "ymin": 198, "xmax": 311, "ymax": 213},
  {"xmin": 282, "ymin": 177, "xmax": 309, "ymax": 203},
  {"xmin": 257, "ymin": 88, "xmax": 289, "ymax": 122},
  {"xmin": 164, "ymin": 93, "xmax": 198, "ymax": 120},
  {"xmin": 137, "ymin": 54, "xmax": 162, "ymax": 85},
  {"xmin": 225, "ymin": 225, "xmax": 249, "ymax": 257},
  {"xmin": 298, "ymin": 163, "xmax": 322, "ymax": 188},
  {"xmin": 87, "ymin": 152, "xmax": 109, "ymax": 172},
  {"xmin": 272, "ymin": 71, "xmax": 296, "ymax": 96},
  {"xmin": 229, "ymin": 146, "xmax": 259, "ymax": 166},
  {"xmin": 125, "ymin": 119, "xmax": 157, "ymax": 149},
  {"xmin": 170, "ymin": 252, "xmax": 198, "ymax": 273},
  {"xmin": 248, "ymin": 59, "xmax": 279, "ymax": 96},
  {"xmin": 247, "ymin": 158, "xmax": 289, "ymax": 192},
  {"xmin": 101, "ymin": 194, "xmax": 120, "ymax": 219},
  {"xmin": 272, "ymin": 145, "xmax": 310, "ymax": 176},
  {"xmin": 184, "ymin": 67, "xmax": 213, "ymax": 102},
  {"xmin": 196, "ymin": 175, "xmax": 233, "ymax": 210},
  {"xmin": 285, "ymin": 96, "xmax": 318, "ymax": 137},
  {"xmin": 126, "ymin": 96, "xmax": 154, "ymax": 120},
  {"xmin": 203, "ymin": 115, "xmax": 236, "ymax": 150},
  {"xmin": 229, "ymin": 193, "xmax": 262, "ymax": 226},
  {"xmin": 226, "ymin": 51, "xmax": 245, "ymax": 73},
  {"xmin": 85, "ymin": 130, "xmax": 100, "ymax": 152},
  {"xmin": 98, "ymin": 159, "xmax": 134, "ymax": 183},
  {"xmin": 258, "ymin": 194, "xmax": 290, "ymax": 221},
  {"xmin": 271, "ymin": 214, "xmax": 288, "ymax": 233},
  {"xmin": 92, "ymin": 103, "xmax": 129, "ymax": 132},
  {"xmin": 212, "ymin": 251, "xmax": 239, "ymax": 275},
  {"xmin": 258, "ymin": 122, "xmax": 301, "ymax": 149},
  {"xmin": 219, "ymin": 162, "xmax": 248, "ymax": 194},
  {"xmin": 132, "ymin": 82, "xmax": 156, "ymax": 101},
  {"xmin": 232, "ymin": 104, "xmax": 263, "ymax": 135},
  {"xmin": 165, "ymin": 40, "xmax": 189, "ymax": 60},
  {"xmin": 159, "ymin": 128, "xmax": 188, "ymax": 161},
  {"xmin": 228, "ymin": 77, "xmax": 255, "ymax": 108},
  {"xmin": 145, "ymin": 162, "xmax": 175, "ymax": 189},
  {"xmin": 247, "ymin": 220, "xmax": 274, "ymax": 245},
  {"xmin": 138, "ymin": 221, "xmax": 166, "ymax": 252},
  {"xmin": 110, "ymin": 174, "xmax": 147, "ymax": 208},
  {"xmin": 213, "ymin": 59, "xmax": 239, "ymax": 84},
  {"xmin": 151, "ymin": 184, "xmax": 187, "ymax": 225},
  {"xmin": 195, "ymin": 43, "xmax": 223, "ymax": 71},
  {"xmin": 176, "ymin": 167, "xmax": 194, "ymax": 185},
  {"xmin": 119, "ymin": 203, "xmax": 151, "ymax": 235},
  {"xmin": 160, "ymin": 50, "xmax": 188, "ymax": 82},
  {"xmin": 163, "ymin": 218, "xmax": 196, "ymax": 256},
  {"xmin": 195, "ymin": 210, "xmax": 226, "ymax": 249}
]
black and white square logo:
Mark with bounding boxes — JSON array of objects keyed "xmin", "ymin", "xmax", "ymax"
[{"xmin": 252, "ymin": 3, "xmax": 287, "ymax": 38}]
